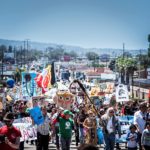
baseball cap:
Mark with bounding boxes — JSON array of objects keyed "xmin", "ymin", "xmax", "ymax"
[{"xmin": 63, "ymin": 110, "xmax": 73, "ymax": 115}]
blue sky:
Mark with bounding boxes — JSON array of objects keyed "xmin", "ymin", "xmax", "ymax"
[{"xmin": 0, "ymin": 0, "xmax": 150, "ymax": 49}]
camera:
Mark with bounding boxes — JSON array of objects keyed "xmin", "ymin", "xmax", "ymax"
[{"xmin": 0, "ymin": 134, "xmax": 6, "ymax": 143}]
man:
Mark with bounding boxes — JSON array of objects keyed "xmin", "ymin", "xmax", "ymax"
[
  {"xmin": 53, "ymin": 109, "xmax": 74, "ymax": 150},
  {"xmin": 51, "ymin": 107, "xmax": 64, "ymax": 150},
  {"xmin": 134, "ymin": 102, "xmax": 149, "ymax": 150},
  {"xmin": 36, "ymin": 105, "xmax": 51, "ymax": 150},
  {"xmin": 100, "ymin": 107, "xmax": 121, "ymax": 150},
  {"xmin": 0, "ymin": 112, "xmax": 21, "ymax": 150},
  {"xmin": 77, "ymin": 107, "xmax": 87, "ymax": 144}
]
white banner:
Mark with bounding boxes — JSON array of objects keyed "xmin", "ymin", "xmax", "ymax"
[
  {"xmin": 116, "ymin": 84, "xmax": 129, "ymax": 102},
  {"xmin": 116, "ymin": 116, "xmax": 134, "ymax": 143},
  {"xmin": 13, "ymin": 117, "xmax": 37, "ymax": 142}
]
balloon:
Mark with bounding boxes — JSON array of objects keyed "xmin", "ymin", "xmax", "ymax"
[{"xmin": 6, "ymin": 78, "xmax": 15, "ymax": 88}]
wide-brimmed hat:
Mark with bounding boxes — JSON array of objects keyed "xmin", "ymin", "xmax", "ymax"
[
  {"xmin": 3, "ymin": 112, "xmax": 15, "ymax": 122},
  {"xmin": 63, "ymin": 110, "xmax": 73, "ymax": 115}
]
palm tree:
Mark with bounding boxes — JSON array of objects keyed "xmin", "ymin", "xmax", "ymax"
[{"xmin": 116, "ymin": 57, "xmax": 137, "ymax": 84}]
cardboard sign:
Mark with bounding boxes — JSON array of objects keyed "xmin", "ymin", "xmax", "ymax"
[
  {"xmin": 116, "ymin": 116, "xmax": 134, "ymax": 143},
  {"xmin": 116, "ymin": 84, "xmax": 129, "ymax": 102},
  {"xmin": 13, "ymin": 117, "xmax": 37, "ymax": 142},
  {"xmin": 29, "ymin": 106, "xmax": 44, "ymax": 125}
]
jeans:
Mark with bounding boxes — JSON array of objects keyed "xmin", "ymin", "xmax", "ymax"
[
  {"xmin": 60, "ymin": 136, "xmax": 71, "ymax": 150},
  {"xmin": 103, "ymin": 133, "xmax": 115, "ymax": 150},
  {"xmin": 138, "ymin": 132, "xmax": 142, "ymax": 150},
  {"xmin": 79, "ymin": 127, "xmax": 84, "ymax": 144},
  {"xmin": 36, "ymin": 132, "xmax": 49, "ymax": 150},
  {"xmin": 55, "ymin": 126, "xmax": 60, "ymax": 149}
]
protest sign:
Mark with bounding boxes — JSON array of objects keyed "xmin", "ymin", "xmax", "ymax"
[
  {"xmin": 116, "ymin": 84, "xmax": 129, "ymax": 102},
  {"xmin": 22, "ymin": 72, "xmax": 37, "ymax": 97},
  {"xmin": 29, "ymin": 106, "xmax": 44, "ymax": 125},
  {"xmin": 116, "ymin": 116, "xmax": 134, "ymax": 143},
  {"xmin": 13, "ymin": 117, "xmax": 37, "ymax": 142},
  {"xmin": 98, "ymin": 115, "xmax": 134, "ymax": 144}
]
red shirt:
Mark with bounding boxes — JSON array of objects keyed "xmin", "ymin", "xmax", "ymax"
[{"xmin": 0, "ymin": 125, "xmax": 21, "ymax": 150}]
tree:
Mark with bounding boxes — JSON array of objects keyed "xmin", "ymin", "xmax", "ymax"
[
  {"xmin": 8, "ymin": 45, "xmax": 13, "ymax": 52},
  {"xmin": 86, "ymin": 52, "xmax": 99, "ymax": 60},
  {"xmin": 148, "ymin": 34, "xmax": 150, "ymax": 57},
  {"xmin": 116, "ymin": 57, "xmax": 137, "ymax": 84},
  {"xmin": 46, "ymin": 46, "xmax": 65, "ymax": 61},
  {"xmin": 108, "ymin": 59, "xmax": 116, "ymax": 71},
  {"xmin": 0, "ymin": 45, "xmax": 7, "ymax": 60}
]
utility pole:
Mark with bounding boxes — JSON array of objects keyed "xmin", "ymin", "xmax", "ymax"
[
  {"xmin": 1, "ymin": 47, "xmax": 4, "ymax": 80},
  {"xmin": 24, "ymin": 41, "xmax": 26, "ymax": 67},
  {"xmin": 121, "ymin": 43, "xmax": 125, "ymax": 84},
  {"xmin": 26, "ymin": 39, "xmax": 29, "ymax": 63},
  {"xmin": 138, "ymin": 49, "xmax": 141, "ymax": 100},
  {"xmin": 20, "ymin": 46, "xmax": 22, "ymax": 67},
  {"xmin": 123, "ymin": 43, "xmax": 125, "ymax": 59}
]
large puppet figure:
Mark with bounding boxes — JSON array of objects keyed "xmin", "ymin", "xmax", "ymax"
[{"xmin": 53, "ymin": 90, "xmax": 74, "ymax": 110}]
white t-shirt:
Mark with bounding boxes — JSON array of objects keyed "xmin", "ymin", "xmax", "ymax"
[
  {"xmin": 107, "ymin": 117, "xmax": 113, "ymax": 133},
  {"xmin": 134, "ymin": 111, "xmax": 148, "ymax": 133}
]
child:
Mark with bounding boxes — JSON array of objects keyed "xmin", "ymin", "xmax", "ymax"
[
  {"xmin": 141, "ymin": 122, "xmax": 150, "ymax": 150},
  {"xmin": 126, "ymin": 124, "xmax": 138, "ymax": 150}
]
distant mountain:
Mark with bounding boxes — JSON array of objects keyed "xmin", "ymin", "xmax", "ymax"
[{"xmin": 0, "ymin": 38, "xmax": 147, "ymax": 57}]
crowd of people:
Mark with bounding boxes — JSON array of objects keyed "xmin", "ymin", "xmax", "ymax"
[{"xmin": 0, "ymin": 84, "xmax": 150, "ymax": 150}]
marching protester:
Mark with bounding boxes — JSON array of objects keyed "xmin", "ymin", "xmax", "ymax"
[
  {"xmin": 36, "ymin": 105, "xmax": 51, "ymax": 150},
  {"xmin": 53, "ymin": 109, "xmax": 74, "ymax": 150},
  {"xmin": 83, "ymin": 110, "xmax": 97, "ymax": 145},
  {"xmin": 0, "ymin": 112, "xmax": 21, "ymax": 150},
  {"xmin": 126, "ymin": 124, "xmax": 138, "ymax": 150},
  {"xmin": 133, "ymin": 102, "xmax": 150, "ymax": 150},
  {"xmin": 141, "ymin": 122, "xmax": 150, "ymax": 150},
  {"xmin": 100, "ymin": 107, "xmax": 121, "ymax": 150},
  {"xmin": 77, "ymin": 106, "xmax": 87, "ymax": 144},
  {"xmin": 51, "ymin": 107, "xmax": 64, "ymax": 150}
]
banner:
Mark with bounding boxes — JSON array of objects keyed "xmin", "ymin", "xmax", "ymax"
[
  {"xmin": 98, "ymin": 115, "xmax": 134, "ymax": 143},
  {"xmin": 116, "ymin": 116, "xmax": 134, "ymax": 143},
  {"xmin": 13, "ymin": 117, "xmax": 37, "ymax": 142},
  {"xmin": 22, "ymin": 72, "xmax": 37, "ymax": 97},
  {"xmin": 116, "ymin": 84, "xmax": 129, "ymax": 102}
]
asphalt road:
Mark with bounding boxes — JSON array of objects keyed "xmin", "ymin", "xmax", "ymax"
[{"xmin": 24, "ymin": 141, "xmax": 127, "ymax": 150}]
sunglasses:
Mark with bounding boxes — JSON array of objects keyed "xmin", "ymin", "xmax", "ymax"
[{"xmin": 109, "ymin": 111, "xmax": 114, "ymax": 113}]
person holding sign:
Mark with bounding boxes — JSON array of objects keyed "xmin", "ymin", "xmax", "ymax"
[{"xmin": 0, "ymin": 112, "xmax": 21, "ymax": 150}]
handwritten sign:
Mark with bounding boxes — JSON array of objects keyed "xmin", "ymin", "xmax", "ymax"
[{"xmin": 13, "ymin": 117, "xmax": 37, "ymax": 142}]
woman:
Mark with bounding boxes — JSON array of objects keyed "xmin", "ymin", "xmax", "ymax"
[
  {"xmin": 100, "ymin": 107, "xmax": 121, "ymax": 150},
  {"xmin": 0, "ymin": 112, "xmax": 21, "ymax": 150},
  {"xmin": 83, "ymin": 110, "xmax": 97, "ymax": 145}
]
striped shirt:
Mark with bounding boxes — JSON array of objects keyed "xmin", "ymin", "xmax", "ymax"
[{"xmin": 37, "ymin": 115, "xmax": 51, "ymax": 135}]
